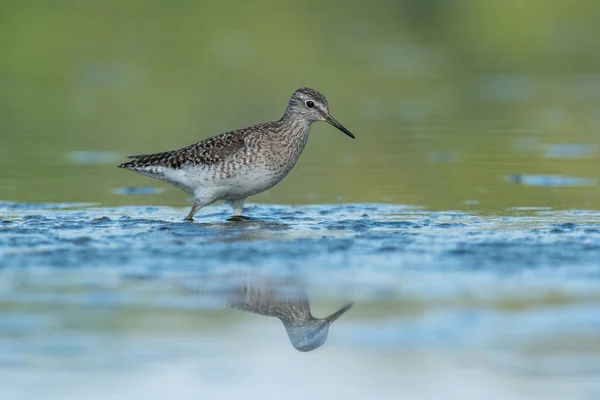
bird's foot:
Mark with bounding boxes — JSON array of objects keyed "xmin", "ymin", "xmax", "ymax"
[{"xmin": 227, "ymin": 215, "xmax": 253, "ymax": 222}]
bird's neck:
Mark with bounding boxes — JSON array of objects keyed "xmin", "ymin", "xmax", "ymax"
[
  {"xmin": 276, "ymin": 115, "xmax": 312, "ymax": 146},
  {"xmin": 278, "ymin": 311, "xmax": 315, "ymax": 327}
]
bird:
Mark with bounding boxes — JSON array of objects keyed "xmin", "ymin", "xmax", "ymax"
[
  {"xmin": 118, "ymin": 87, "xmax": 355, "ymax": 221},
  {"xmin": 219, "ymin": 276, "xmax": 353, "ymax": 352}
]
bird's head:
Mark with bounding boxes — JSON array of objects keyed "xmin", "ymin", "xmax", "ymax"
[
  {"xmin": 284, "ymin": 87, "xmax": 355, "ymax": 139},
  {"xmin": 283, "ymin": 302, "xmax": 353, "ymax": 352}
]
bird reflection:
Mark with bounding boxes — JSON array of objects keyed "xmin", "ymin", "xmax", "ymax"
[{"xmin": 216, "ymin": 276, "xmax": 353, "ymax": 352}]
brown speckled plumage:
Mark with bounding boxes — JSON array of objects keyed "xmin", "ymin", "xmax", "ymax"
[
  {"xmin": 118, "ymin": 87, "xmax": 355, "ymax": 221},
  {"xmin": 121, "ymin": 128, "xmax": 249, "ymax": 169}
]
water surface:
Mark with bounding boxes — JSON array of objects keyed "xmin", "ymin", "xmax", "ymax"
[{"xmin": 1, "ymin": 202, "xmax": 599, "ymax": 399}]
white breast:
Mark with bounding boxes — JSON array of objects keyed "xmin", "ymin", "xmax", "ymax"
[
  {"xmin": 161, "ymin": 163, "xmax": 284, "ymax": 201},
  {"xmin": 213, "ymin": 165, "xmax": 285, "ymax": 199}
]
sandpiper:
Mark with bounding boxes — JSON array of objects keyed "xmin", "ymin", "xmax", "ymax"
[
  {"xmin": 216, "ymin": 276, "xmax": 353, "ymax": 352},
  {"xmin": 227, "ymin": 278, "xmax": 353, "ymax": 352},
  {"xmin": 118, "ymin": 88, "xmax": 355, "ymax": 221}
]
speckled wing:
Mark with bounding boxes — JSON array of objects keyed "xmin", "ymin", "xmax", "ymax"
[
  {"xmin": 227, "ymin": 278, "xmax": 311, "ymax": 322},
  {"xmin": 119, "ymin": 130, "xmax": 248, "ymax": 170}
]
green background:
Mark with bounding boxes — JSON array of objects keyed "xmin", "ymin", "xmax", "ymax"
[{"xmin": 2, "ymin": 0, "xmax": 600, "ymax": 211}]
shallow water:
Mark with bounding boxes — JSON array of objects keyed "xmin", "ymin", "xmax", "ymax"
[{"xmin": 1, "ymin": 202, "xmax": 599, "ymax": 399}]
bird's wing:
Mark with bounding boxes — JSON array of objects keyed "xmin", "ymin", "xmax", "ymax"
[
  {"xmin": 121, "ymin": 130, "xmax": 248, "ymax": 170},
  {"xmin": 228, "ymin": 278, "xmax": 312, "ymax": 320}
]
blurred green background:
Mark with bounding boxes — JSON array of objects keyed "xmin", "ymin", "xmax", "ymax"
[{"xmin": 2, "ymin": 0, "xmax": 600, "ymax": 211}]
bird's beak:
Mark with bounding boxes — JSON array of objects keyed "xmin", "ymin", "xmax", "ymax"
[
  {"xmin": 324, "ymin": 114, "xmax": 356, "ymax": 139},
  {"xmin": 325, "ymin": 302, "xmax": 354, "ymax": 324}
]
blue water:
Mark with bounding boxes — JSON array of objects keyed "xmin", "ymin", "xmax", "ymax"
[{"xmin": 1, "ymin": 201, "xmax": 600, "ymax": 399}]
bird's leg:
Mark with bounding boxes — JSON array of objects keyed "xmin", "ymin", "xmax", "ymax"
[
  {"xmin": 183, "ymin": 198, "xmax": 205, "ymax": 221},
  {"xmin": 226, "ymin": 198, "xmax": 251, "ymax": 221},
  {"xmin": 230, "ymin": 198, "xmax": 247, "ymax": 217}
]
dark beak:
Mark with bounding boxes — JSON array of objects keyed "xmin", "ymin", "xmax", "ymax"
[
  {"xmin": 325, "ymin": 302, "xmax": 354, "ymax": 324},
  {"xmin": 325, "ymin": 114, "xmax": 356, "ymax": 139}
]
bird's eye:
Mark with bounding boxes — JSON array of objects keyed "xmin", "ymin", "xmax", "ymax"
[
  {"xmin": 305, "ymin": 100, "xmax": 315, "ymax": 108},
  {"xmin": 305, "ymin": 332, "xmax": 315, "ymax": 340}
]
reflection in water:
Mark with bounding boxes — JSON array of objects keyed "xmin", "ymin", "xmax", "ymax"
[
  {"xmin": 65, "ymin": 150, "xmax": 120, "ymax": 165},
  {"xmin": 506, "ymin": 174, "xmax": 596, "ymax": 188},
  {"xmin": 208, "ymin": 276, "xmax": 353, "ymax": 352},
  {"xmin": 543, "ymin": 143, "xmax": 596, "ymax": 159},
  {"xmin": 112, "ymin": 187, "xmax": 167, "ymax": 195}
]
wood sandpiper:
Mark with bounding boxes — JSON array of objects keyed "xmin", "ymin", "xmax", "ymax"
[
  {"xmin": 203, "ymin": 275, "xmax": 353, "ymax": 352},
  {"xmin": 118, "ymin": 88, "xmax": 355, "ymax": 221},
  {"xmin": 225, "ymin": 277, "xmax": 353, "ymax": 352}
]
